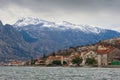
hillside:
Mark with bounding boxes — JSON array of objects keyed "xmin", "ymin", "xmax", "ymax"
[
  {"xmin": 0, "ymin": 21, "xmax": 33, "ymax": 62},
  {"xmin": 1, "ymin": 17, "xmax": 120, "ymax": 62},
  {"xmin": 25, "ymin": 37, "xmax": 120, "ymax": 66},
  {"xmin": 13, "ymin": 17, "xmax": 120, "ymax": 55}
]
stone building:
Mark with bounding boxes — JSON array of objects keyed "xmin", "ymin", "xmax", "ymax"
[{"xmin": 97, "ymin": 45, "xmax": 113, "ymax": 66}]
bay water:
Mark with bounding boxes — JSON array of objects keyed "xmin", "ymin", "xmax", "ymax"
[{"xmin": 0, "ymin": 66, "xmax": 120, "ymax": 80}]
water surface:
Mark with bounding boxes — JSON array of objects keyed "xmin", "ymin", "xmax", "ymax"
[{"xmin": 0, "ymin": 66, "xmax": 120, "ymax": 80}]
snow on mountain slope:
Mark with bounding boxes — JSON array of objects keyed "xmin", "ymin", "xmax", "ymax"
[
  {"xmin": 1, "ymin": 18, "xmax": 120, "ymax": 61},
  {"xmin": 12, "ymin": 17, "xmax": 120, "ymax": 58},
  {"xmin": 14, "ymin": 17, "xmax": 56, "ymax": 28},
  {"xmin": 60, "ymin": 21, "xmax": 105, "ymax": 34},
  {"xmin": 14, "ymin": 17, "xmax": 105, "ymax": 34}
]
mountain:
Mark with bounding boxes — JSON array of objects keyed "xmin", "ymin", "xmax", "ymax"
[
  {"xmin": 0, "ymin": 20, "xmax": 37, "ymax": 62},
  {"xmin": 101, "ymin": 37, "xmax": 120, "ymax": 49},
  {"xmin": 13, "ymin": 17, "xmax": 120, "ymax": 55},
  {"xmin": 0, "ymin": 17, "xmax": 120, "ymax": 62},
  {"xmin": 25, "ymin": 34, "xmax": 120, "ymax": 66},
  {"xmin": 14, "ymin": 17, "xmax": 103, "ymax": 34}
]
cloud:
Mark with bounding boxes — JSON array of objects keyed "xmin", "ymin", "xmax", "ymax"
[
  {"xmin": 1, "ymin": 0, "xmax": 120, "ymax": 12},
  {"xmin": 0, "ymin": 0, "xmax": 120, "ymax": 31}
]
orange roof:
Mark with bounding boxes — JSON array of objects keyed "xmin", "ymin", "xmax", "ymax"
[
  {"xmin": 47, "ymin": 56, "xmax": 63, "ymax": 61},
  {"xmin": 105, "ymin": 47, "xmax": 114, "ymax": 53},
  {"xmin": 10, "ymin": 61, "xmax": 23, "ymax": 65},
  {"xmin": 54, "ymin": 56, "xmax": 62, "ymax": 60},
  {"xmin": 47, "ymin": 56, "xmax": 54, "ymax": 60},
  {"xmin": 97, "ymin": 50, "xmax": 107, "ymax": 54},
  {"xmin": 97, "ymin": 47, "xmax": 114, "ymax": 54}
]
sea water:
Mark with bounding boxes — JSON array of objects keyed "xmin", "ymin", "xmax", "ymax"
[{"xmin": 0, "ymin": 66, "xmax": 120, "ymax": 80}]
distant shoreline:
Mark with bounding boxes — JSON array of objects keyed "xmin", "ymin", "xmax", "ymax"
[{"xmin": 0, "ymin": 65, "xmax": 120, "ymax": 68}]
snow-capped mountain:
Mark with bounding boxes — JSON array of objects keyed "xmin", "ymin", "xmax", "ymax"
[
  {"xmin": 12, "ymin": 17, "xmax": 120, "ymax": 56},
  {"xmin": 1, "ymin": 17, "xmax": 120, "ymax": 62},
  {"xmin": 14, "ymin": 17, "xmax": 56, "ymax": 28},
  {"xmin": 14, "ymin": 17, "xmax": 105, "ymax": 34},
  {"xmin": 60, "ymin": 21, "xmax": 105, "ymax": 34}
]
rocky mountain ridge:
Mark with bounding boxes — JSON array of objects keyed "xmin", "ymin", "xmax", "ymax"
[{"xmin": 0, "ymin": 17, "xmax": 120, "ymax": 62}]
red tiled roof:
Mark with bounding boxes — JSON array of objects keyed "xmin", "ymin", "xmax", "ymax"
[
  {"xmin": 47, "ymin": 56, "xmax": 63, "ymax": 61},
  {"xmin": 97, "ymin": 47, "xmax": 115, "ymax": 54},
  {"xmin": 10, "ymin": 61, "xmax": 23, "ymax": 65},
  {"xmin": 97, "ymin": 50, "xmax": 107, "ymax": 54},
  {"xmin": 47, "ymin": 56, "xmax": 54, "ymax": 60}
]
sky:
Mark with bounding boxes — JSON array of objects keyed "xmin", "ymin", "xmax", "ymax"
[{"xmin": 0, "ymin": 0, "xmax": 120, "ymax": 31}]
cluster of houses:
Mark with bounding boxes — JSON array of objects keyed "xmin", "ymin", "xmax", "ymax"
[
  {"xmin": 45, "ymin": 44, "xmax": 120, "ymax": 66},
  {"xmin": 6, "ymin": 43, "xmax": 120, "ymax": 66}
]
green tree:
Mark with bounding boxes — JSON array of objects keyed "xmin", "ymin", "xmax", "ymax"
[
  {"xmin": 31, "ymin": 59, "xmax": 36, "ymax": 65},
  {"xmin": 71, "ymin": 57, "xmax": 83, "ymax": 66},
  {"xmin": 52, "ymin": 60, "xmax": 62, "ymax": 66},
  {"xmin": 86, "ymin": 58, "xmax": 97, "ymax": 65},
  {"xmin": 63, "ymin": 61, "xmax": 67, "ymax": 65}
]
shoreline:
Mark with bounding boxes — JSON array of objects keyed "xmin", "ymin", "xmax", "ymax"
[{"xmin": 0, "ymin": 65, "xmax": 120, "ymax": 68}]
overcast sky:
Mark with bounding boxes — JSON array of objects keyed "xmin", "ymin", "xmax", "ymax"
[{"xmin": 0, "ymin": 0, "xmax": 120, "ymax": 31}]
